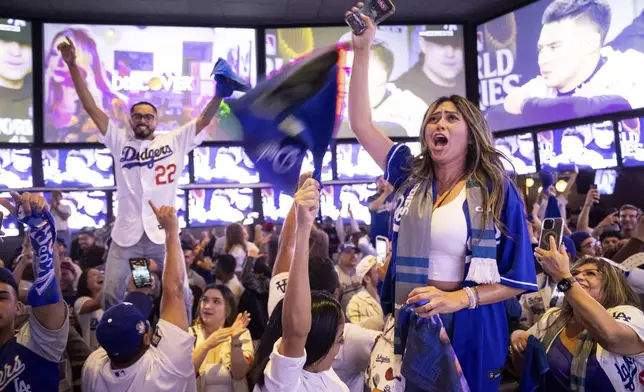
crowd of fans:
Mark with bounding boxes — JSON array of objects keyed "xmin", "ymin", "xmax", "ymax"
[{"xmin": 2, "ymin": 169, "xmax": 644, "ymax": 392}]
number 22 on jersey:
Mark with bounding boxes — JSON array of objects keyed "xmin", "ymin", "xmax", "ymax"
[{"xmin": 155, "ymin": 164, "xmax": 177, "ymax": 185}]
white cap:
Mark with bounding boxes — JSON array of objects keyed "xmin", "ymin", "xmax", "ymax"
[{"xmin": 356, "ymin": 255, "xmax": 378, "ymax": 282}]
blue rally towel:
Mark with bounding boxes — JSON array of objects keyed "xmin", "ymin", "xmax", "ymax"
[
  {"xmin": 228, "ymin": 47, "xmax": 341, "ymax": 194},
  {"xmin": 17, "ymin": 206, "xmax": 61, "ymax": 307},
  {"xmin": 518, "ymin": 335, "xmax": 550, "ymax": 392},
  {"xmin": 211, "ymin": 58, "xmax": 249, "ymax": 98},
  {"xmin": 398, "ymin": 305, "xmax": 470, "ymax": 392}
]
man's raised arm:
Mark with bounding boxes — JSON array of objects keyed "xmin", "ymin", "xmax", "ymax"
[{"xmin": 58, "ymin": 37, "xmax": 109, "ymax": 134}]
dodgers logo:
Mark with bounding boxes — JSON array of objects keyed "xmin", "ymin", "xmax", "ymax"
[
  {"xmin": 32, "ymin": 226, "xmax": 56, "ymax": 296},
  {"xmin": 120, "ymin": 145, "xmax": 174, "ymax": 169},
  {"xmin": 256, "ymin": 142, "xmax": 302, "ymax": 174},
  {"xmin": 0, "ymin": 355, "xmax": 26, "ymax": 390}
]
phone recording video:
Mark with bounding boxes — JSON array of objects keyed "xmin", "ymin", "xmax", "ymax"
[
  {"xmin": 376, "ymin": 235, "xmax": 389, "ymax": 266},
  {"xmin": 129, "ymin": 258, "xmax": 152, "ymax": 288},
  {"xmin": 538, "ymin": 218, "xmax": 564, "ymax": 252}
]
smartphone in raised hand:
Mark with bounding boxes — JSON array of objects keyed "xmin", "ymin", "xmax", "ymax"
[
  {"xmin": 538, "ymin": 218, "xmax": 564, "ymax": 252},
  {"xmin": 376, "ymin": 235, "xmax": 389, "ymax": 266},
  {"xmin": 129, "ymin": 258, "xmax": 152, "ymax": 288},
  {"xmin": 345, "ymin": 0, "xmax": 396, "ymax": 36}
]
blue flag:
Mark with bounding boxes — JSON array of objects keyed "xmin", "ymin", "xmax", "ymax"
[{"xmin": 229, "ymin": 47, "xmax": 340, "ymax": 194}]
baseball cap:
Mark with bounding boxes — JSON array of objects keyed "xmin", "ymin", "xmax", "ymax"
[
  {"xmin": 338, "ymin": 242, "xmax": 359, "ymax": 254},
  {"xmin": 96, "ymin": 292, "xmax": 153, "ymax": 361},
  {"xmin": 0, "ymin": 19, "xmax": 31, "ymax": 46},
  {"xmin": 356, "ymin": 255, "xmax": 377, "ymax": 282},
  {"xmin": 262, "ymin": 222, "xmax": 274, "ymax": 232},
  {"xmin": 570, "ymin": 231, "xmax": 593, "ymax": 252}
]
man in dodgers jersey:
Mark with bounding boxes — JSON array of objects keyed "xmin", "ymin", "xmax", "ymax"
[
  {"xmin": 82, "ymin": 202, "xmax": 196, "ymax": 392},
  {"xmin": 499, "ymin": 0, "xmax": 644, "ymax": 126},
  {"xmin": 0, "ymin": 192, "xmax": 69, "ymax": 392},
  {"xmin": 57, "ymin": 37, "xmax": 244, "ymax": 309}
]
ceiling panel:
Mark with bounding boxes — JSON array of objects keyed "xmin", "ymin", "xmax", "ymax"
[{"xmin": 0, "ymin": 0, "xmax": 533, "ymax": 26}]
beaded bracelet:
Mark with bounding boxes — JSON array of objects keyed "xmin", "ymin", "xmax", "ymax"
[
  {"xmin": 464, "ymin": 287, "xmax": 477, "ymax": 309},
  {"xmin": 473, "ymin": 286, "xmax": 481, "ymax": 308}
]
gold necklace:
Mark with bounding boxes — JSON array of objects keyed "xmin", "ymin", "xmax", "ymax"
[
  {"xmin": 484, "ymin": 13, "xmax": 517, "ymax": 57},
  {"xmin": 277, "ymin": 28, "xmax": 315, "ymax": 61}
]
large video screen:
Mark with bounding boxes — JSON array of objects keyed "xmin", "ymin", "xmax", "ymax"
[
  {"xmin": 319, "ymin": 183, "xmax": 377, "ymax": 225},
  {"xmin": 261, "ymin": 188, "xmax": 293, "ymax": 223},
  {"xmin": 336, "ymin": 143, "xmax": 383, "ymax": 180},
  {"xmin": 188, "ymin": 188, "xmax": 253, "ymax": 226},
  {"xmin": 301, "ymin": 148, "xmax": 333, "ymax": 182},
  {"xmin": 193, "ymin": 146, "xmax": 259, "ymax": 184},
  {"xmin": 618, "ymin": 116, "xmax": 644, "ymax": 167},
  {"xmin": 266, "ymin": 25, "xmax": 465, "ymax": 138},
  {"xmin": 537, "ymin": 120, "xmax": 617, "ymax": 171},
  {"xmin": 0, "ymin": 148, "xmax": 32, "ymax": 189},
  {"xmin": 0, "ymin": 18, "xmax": 33, "ymax": 143},
  {"xmin": 478, "ymin": 0, "xmax": 644, "ymax": 132},
  {"xmin": 493, "ymin": 133, "xmax": 536, "ymax": 175},
  {"xmin": 42, "ymin": 148, "xmax": 115, "ymax": 187},
  {"xmin": 43, "ymin": 191, "xmax": 108, "ymax": 231},
  {"xmin": 113, "ymin": 189, "xmax": 186, "ymax": 228},
  {"xmin": 0, "ymin": 192, "xmax": 20, "ymax": 236},
  {"xmin": 43, "ymin": 24, "xmax": 256, "ymax": 143}
]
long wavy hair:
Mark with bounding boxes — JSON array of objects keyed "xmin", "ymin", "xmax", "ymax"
[
  {"xmin": 406, "ymin": 95, "xmax": 509, "ymax": 232},
  {"xmin": 225, "ymin": 223, "xmax": 247, "ymax": 254},
  {"xmin": 541, "ymin": 257, "xmax": 640, "ymax": 333}
]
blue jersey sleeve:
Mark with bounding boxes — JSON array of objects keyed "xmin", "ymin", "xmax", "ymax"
[
  {"xmin": 497, "ymin": 179, "xmax": 538, "ymax": 292},
  {"xmin": 384, "ymin": 143, "xmax": 413, "ymax": 190}
]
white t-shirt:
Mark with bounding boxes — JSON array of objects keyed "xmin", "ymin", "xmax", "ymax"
[
  {"xmin": 228, "ymin": 245, "xmax": 248, "ymax": 273},
  {"xmin": 52, "ymin": 203, "xmax": 72, "ymax": 232},
  {"xmin": 74, "ymin": 296, "xmax": 104, "ymax": 351},
  {"xmin": 253, "ymin": 338, "xmax": 349, "ymax": 392},
  {"xmin": 267, "ymin": 273, "xmax": 379, "ymax": 392},
  {"xmin": 190, "ymin": 325, "xmax": 254, "ymax": 392},
  {"xmin": 223, "ymin": 275, "xmax": 245, "ymax": 299},
  {"xmin": 82, "ymin": 319, "xmax": 197, "ymax": 392},
  {"xmin": 100, "ymin": 120, "xmax": 205, "ymax": 247}
]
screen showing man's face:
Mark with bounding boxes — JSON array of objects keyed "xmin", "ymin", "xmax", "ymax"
[
  {"xmin": 421, "ymin": 40, "xmax": 464, "ymax": 82},
  {"xmin": 538, "ymin": 19, "xmax": 594, "ymax": 91},
  {"xmin": 0, "ymin": 40, "xmax": 32, "ymax": 87},
  {"xmin": 561, "ymin": 134, "xmax": 584, "ymax": 158}
]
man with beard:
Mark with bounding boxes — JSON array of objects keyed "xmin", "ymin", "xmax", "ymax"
[{"xmin": 57, "ymin": 37, "xmax": 245, "ymax": 310}]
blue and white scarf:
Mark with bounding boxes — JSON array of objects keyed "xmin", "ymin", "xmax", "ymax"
[{"xmin": 393, "ymin": 178, "xmax": 500, "ymax": 354}]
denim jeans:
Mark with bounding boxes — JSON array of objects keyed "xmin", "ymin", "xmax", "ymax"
[{"xmin": 103, "ymin": 233, "xmax": 192, "ymax": 323}]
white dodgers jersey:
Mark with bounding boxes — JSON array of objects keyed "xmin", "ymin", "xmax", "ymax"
[{"xmin": 100, "ymin": 120, "xmax": 205, "ymax": 247}]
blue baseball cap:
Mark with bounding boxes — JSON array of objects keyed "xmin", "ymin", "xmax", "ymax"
[
  {"xmin": 338, "ymin": 242, "xmax": 359, "ymax": 254},
  {"xmin": 96, "ymin": 292, "xmax": 153, "ymax": 361}
]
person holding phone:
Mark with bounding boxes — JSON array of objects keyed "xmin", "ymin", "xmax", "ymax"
[
  {"xmin": 346, "ymin": 4, "xmax": 537, "ymax": 390},
  {"xmin": 56, "ymin": 38, "xmax": 245, "ymax": 312},
  {"xmin": 82, "ymin": 202, "xmax": 196, "ymax": 391},
  {"xmin": 511, "ymin": 240, "xmax": 644, "ymax": 392}
]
